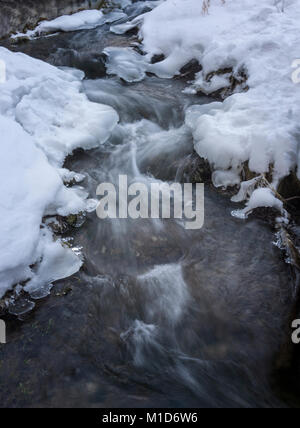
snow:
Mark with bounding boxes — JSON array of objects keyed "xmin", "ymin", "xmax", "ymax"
[
  {"xmin": 232, "ymin": 188, "xmax": 284, "ymax": 219},
  {"xmin": 0, "ymin": 115, "xmax": 83, "ymax": 297},
  {"xmin": 246, "ymin": 188, "xmax": 283, "ymax": 213},
  {"xmin": 15, "ymin": 78, "xmax": 118, "ymax": 166},
  {"xmin": 109, "ymin": 0, "xmax": 300, "ymax": 209},
  {"xmin": 0, "ymin": 48, "xmax": 118, "ymax": 167},
  {"xmin": 37, "ymin": 10, "xmax": 104, "ymax": 33},
  {"xmin": 0, "ymin": 47, "xmax": 118, "ymax": 298},
  {"xmin": 11, "ymin": 10, "xmax": 105, "ymax": 39},
  {"xmin": 196, "ymin": 73, "xmax": 232, "ymax": 96},
  {"xmin": 212, "ymin": 170, "xmax": 241, "ymax": 189}
]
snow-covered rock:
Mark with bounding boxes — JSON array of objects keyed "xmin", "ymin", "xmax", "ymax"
[
  {"xmin": 0, "ymin": 47, "xmax": 118, "ymax": 298},
  {"xmin": 0, "ymin": 0, "xmax": 105, "ymax": 39},
  {"xmin": 11, "ymin": 9, "xmax": 105, "ymax": 39}
]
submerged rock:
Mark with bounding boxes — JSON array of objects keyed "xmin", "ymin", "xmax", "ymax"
[{"xmin": 52, "ymin": 50, "xmax": 107, "ymax": 79}]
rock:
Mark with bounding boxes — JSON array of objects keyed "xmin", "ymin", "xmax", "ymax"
[
  {"xmin": 52, "ymin": 50, "xmax": 107, "ymax": 79},
  {"xmin": 202, "ymin": 67, "xmax": 249, "ymax": 99},
  {"xmin": 151, "ymin": 53, "xmax": 165, "ymax": 64},
  {"xmin": 66, "ymin": 213, "xmax": 86, "ymax": 228},
  {"xmin": 181, "ymin": 151, "xmax": 212, "ymax": 183},
  {"xmin": 179, "ymin": 59, "xmax": 202, "ymax": 81},
  {"xmin": 278, "ymin": 172, "xmax": 300, "ymax": 201},
  {"xmin": 248, "ymin": 207, "xmax": 281, "ymax": 226}
]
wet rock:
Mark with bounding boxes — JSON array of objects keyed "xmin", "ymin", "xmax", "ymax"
[
  {"xmin": 248, "ymin": 207, "xmax": 281, "ymax": 227},
  {"xmin": 179, "ymin": 59, "xmax": 202, "ymax": 81},
  {"xmin": 278, "ymin": 172, "xmax": 300, "ymax": 211},
  {"xmin": 151, "ymin": 53, "xmax": 165, "ymax": 64},
  {"xmin": 0, "ymin": 299, "xmax": 7, "ymax": 317},
  {"xmin": 65, "ymin": 213, "xmax": 86, "ymax": 228},
  {"xmin": 240, "ymin": 161, "xmax": 261, "ymax": 182},
  {"xmin": 51, "ymin": 50, "xmax": 107, "ymax": 79},
  {"xmin": 124, "ymin": 3, "xmax": 153, "ymax": 20},
  {"xmin": 184, "ymin": 151, "xmax": 212, "ymax": 183},
  {"xmin": 46, "ymin": 212, "xmax": 87, "ymax": 235},
  {"xmin": 201, "ymin": 67, "xmax": 249, "ymax": 100}
]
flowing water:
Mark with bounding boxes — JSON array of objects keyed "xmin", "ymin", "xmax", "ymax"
[{"xmin": 0, "ymin": 13, "xmax": 296, "ymax": 408}]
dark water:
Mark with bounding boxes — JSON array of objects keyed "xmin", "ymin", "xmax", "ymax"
[{"xmin": 0, "ymin": 16, "xmax": 295, "ymax": 408}]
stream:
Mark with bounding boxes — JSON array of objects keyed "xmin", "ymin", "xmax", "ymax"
[{"xmin": 0, "ymin": 7, "xmax": 296, "ymax": 408}]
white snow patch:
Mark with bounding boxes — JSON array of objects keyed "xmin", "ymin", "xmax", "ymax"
[{"xmin": 0, "ymin": 47, "xmax": 118, "ymax": 298}]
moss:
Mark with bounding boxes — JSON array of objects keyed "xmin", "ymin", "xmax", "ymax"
[{"xmin": 66, "ymin": 214, "xmax": 78, "ymax": 227}]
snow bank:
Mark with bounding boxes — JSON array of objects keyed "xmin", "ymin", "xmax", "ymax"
[
  {"xmin": 0, "ymin": 116, "xmax": 84, "ymax": 296},
  {"xmin": 11, "ymin": 10, "xmax": 105, "ymax": 39},
  {"xmin": 0, "ymin": 47, "xmax": 118, "ymax": 298},
  {"xmin": 131, "ymin": 0, "xmax": 300, "ymax": 207},
  {"xmin": 0, "ymin": 48, "xmax": 119, "ymax": 167}
]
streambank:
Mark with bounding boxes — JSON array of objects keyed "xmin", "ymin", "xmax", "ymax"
[{"xmin": 0, "ymin": 0, "xmax": 105, "ymax": 39}]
